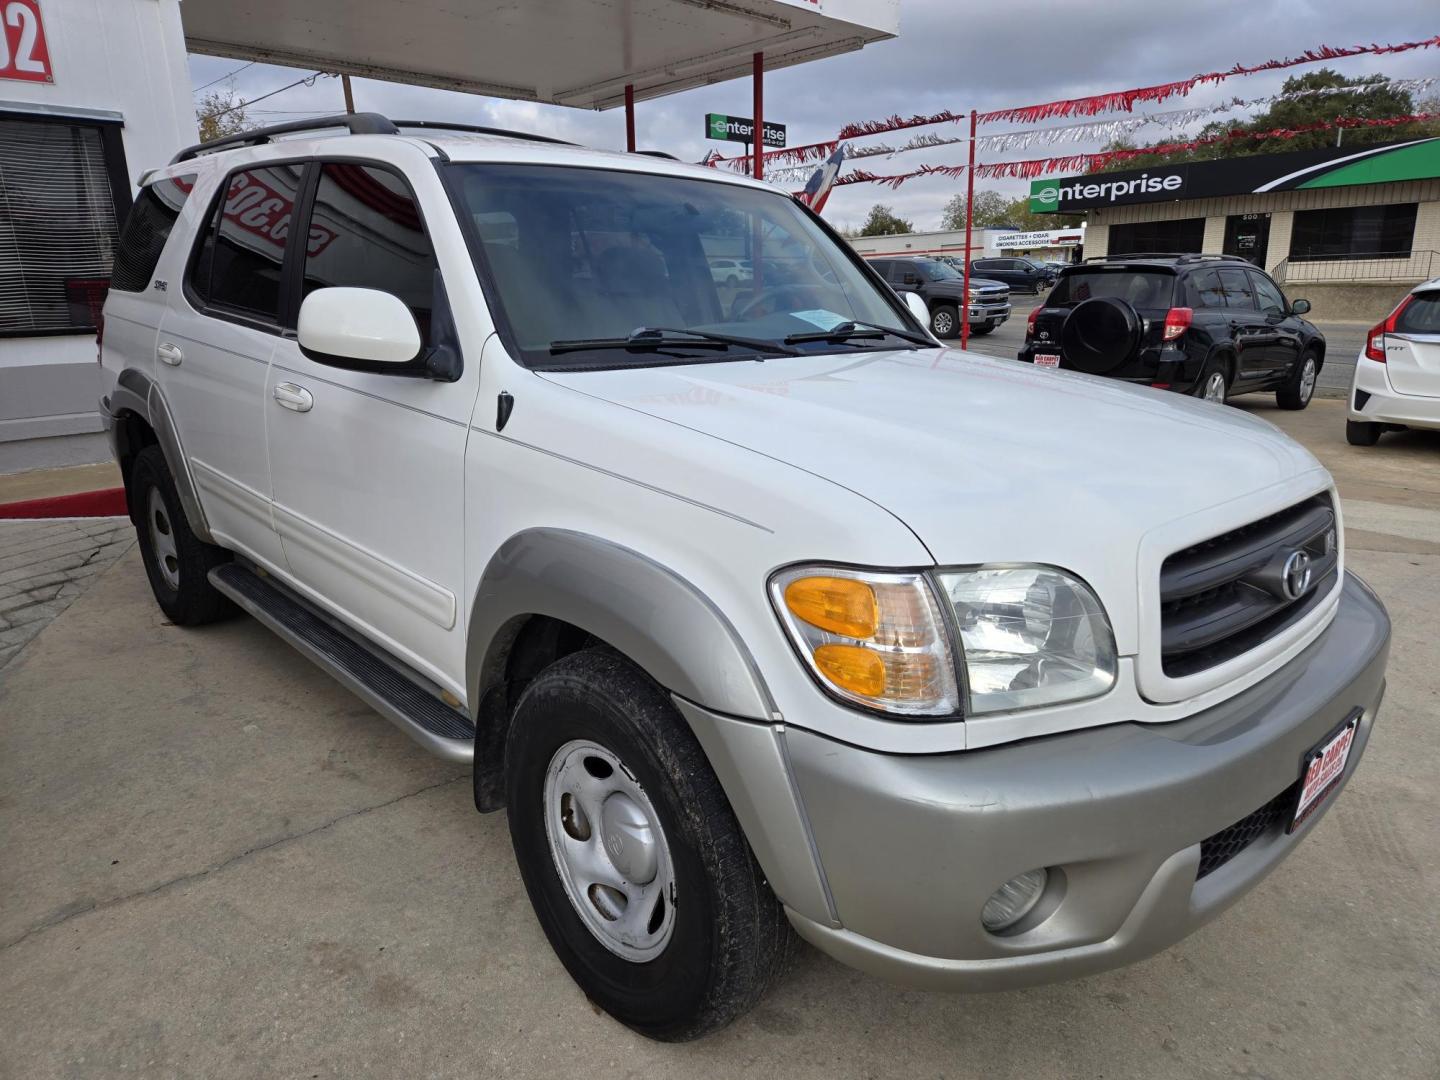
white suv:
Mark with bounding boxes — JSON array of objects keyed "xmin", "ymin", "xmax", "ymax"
[{"xmin": 99, "ymin": 114, "xmax": 1390, "ymax": 1041}]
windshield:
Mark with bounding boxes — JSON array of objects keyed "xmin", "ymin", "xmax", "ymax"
[
  {"xmin": 446, "ymin": 163, "xmax": 919, "ymax": 368},
  {"xmin": 914, "ymin": 258, "xmax": 961, "ymax": 282}
]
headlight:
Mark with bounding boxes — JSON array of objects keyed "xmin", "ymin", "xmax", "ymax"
[
  {"xmin": 769, "ymin": 566, "xmax": 959, "ymax": 716},
  {"xmin": 938, "ymin": 566, "xmax": 1116, "ymax": 714}
]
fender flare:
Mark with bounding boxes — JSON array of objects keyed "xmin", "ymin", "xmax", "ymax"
[
  {"xmin": 465, "ymin": 528, "xmax": 777, "ymax": 722},
  {"xmin": 107, "ymin": 368, "xmax": 214, "ymax": 543}
]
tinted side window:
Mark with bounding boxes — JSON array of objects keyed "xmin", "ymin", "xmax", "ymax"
[
  {"xmin": 111, "ymin": 174, "xmax": 196, "ymax": 292},
  {"xmin": 190, "ymin": 163, "xmax": 305, "ymax": 323},
  {"xmin": 867, "ymin": 259, "xmax": 891, "ymax": 279},
  {"xmin": 1250, "ymin": 272, "xmax": 1287, "ymax": 317},
  {"xmin": 1218, "ymin": 268, "xmax": 1256, "ymax": 310},
  {"xmin": 302, "ymin": 163, "xmax": 436, "ymax": 344},
  {"xmin": 1186, "ymin": 269, "xmax": 1225, "ymax": 309}
]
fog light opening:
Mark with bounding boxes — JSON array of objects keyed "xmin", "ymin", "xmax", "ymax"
[{"xmin": 982, "ymin": 868, "xmax": 1049, "ymax": 934}]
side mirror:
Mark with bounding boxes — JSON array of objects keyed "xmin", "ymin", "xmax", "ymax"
[
  {"xmin": 298, "ymin": 287, "xmax": 423, "ymax": 373},
  {"xmin": 1290, "ymin": 298, "xmax": 1311, "ymax": 315},
  {"xmin": 903, "ymin": 291, "xmax": 932, "ymax": 328}
]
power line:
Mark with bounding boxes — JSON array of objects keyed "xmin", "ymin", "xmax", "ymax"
[
  {"xmin": 193, "ymin": 60, "xmax": 256, "ymax": 94},
  {"xmin": 208, "ymin": 72, "xmax": 331, "ymax": 119}
]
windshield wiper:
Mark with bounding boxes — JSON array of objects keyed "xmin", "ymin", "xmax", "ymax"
[
  {"xmin": 783, "ymin": 320, "xmax": 934, "ymax": 347},
  {"xmin": 550, "ymin": 326, "xmax": 799, "ymax": 356}
]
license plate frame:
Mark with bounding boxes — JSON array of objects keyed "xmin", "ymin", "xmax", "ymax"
[
  {"xmin": 1034, "ymin": 354, "xmax": 1060, "ymax": 368},
  {"xmin": 1288, "ymin": 709, "xmax": 1361, "ymax": 833}
]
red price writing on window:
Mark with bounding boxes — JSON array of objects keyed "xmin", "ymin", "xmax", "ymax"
[{"xmin": 1, "ymin": 0, "xmax": 52, "ymax": 83}]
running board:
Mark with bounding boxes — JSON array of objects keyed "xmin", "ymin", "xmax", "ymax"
[{"xmin": 209, "ymin": 562, "xmax": 475, "ymax": 763}]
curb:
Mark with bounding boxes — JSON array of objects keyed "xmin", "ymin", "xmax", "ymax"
[{"xmin": 0, "ymin": 488, "xmax": 128, "ymax": 520}]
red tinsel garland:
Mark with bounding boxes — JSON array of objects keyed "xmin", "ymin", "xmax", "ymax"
[
  {"xmin": 814, "ymin": 35, "xmax": 1440, "ymax": 146},
  {"xmin": 833, "ymin": 113, "xmax": 1438, "ymax": 189}
]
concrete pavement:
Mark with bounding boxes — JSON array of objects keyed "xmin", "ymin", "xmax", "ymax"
[{"xmin": 1, "ymin": 402, "xmax": 1437, "ymax": 1079}]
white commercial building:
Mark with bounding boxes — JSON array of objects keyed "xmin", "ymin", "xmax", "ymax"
[
  {"xmin": 848, "ymin": 224, "xmax": 1086, "ymax": 262},
  {"xmin": 1, "ymin": 0, "xmax": 195, "ymax": 442}
]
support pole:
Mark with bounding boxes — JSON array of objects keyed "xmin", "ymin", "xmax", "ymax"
[
  {"xmin": 624, "ymin": 84, "xmax": 636, "ymax": 152},
  {"xmin": 342, "ymin": 74, "xmax": 355, "ymax": 114},
  {"xmin": 752, "ymin": 52, "xmax": 764, "ymax": 181},
  {"xmin": 961, "ymin": 108, "xmax": 977, "ymax": 349}
]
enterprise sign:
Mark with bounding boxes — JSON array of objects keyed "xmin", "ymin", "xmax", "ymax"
[
  {"xmin": 1030, "ymin": 137, "xmax": 1440, "ymax": 213},
  {"xmin": 706, "ymin": 112, "xmax": 786, "ymax": 148}
]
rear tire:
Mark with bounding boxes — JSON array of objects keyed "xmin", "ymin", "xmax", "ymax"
[
  {"xmin": 930, "ymin": 304, "xmax": 960, "ymax": 339},
  {"xmin": 130, "ymin": 446, "xmax": 233, "ymax": 626},
  {"xmin": 1193, "ymin": 357, "xmax": 1230, "ymax": 404},
  {"xmin": 1346, "ymin": 419, "xmax": 1384, "ymax": 446},
  {"xmin": 1277, "ymin": 350, "xmax": 1319, "ymax": 410},
  {"xmin": 505, "ymin": 649, "xmax": 793, "ymax": 1041}
]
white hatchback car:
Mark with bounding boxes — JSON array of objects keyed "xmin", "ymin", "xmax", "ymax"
[{"xmin": 1348, "ymin": 278, "xmax": 1440, "ymax": 445}]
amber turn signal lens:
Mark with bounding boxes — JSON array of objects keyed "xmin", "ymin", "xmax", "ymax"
[
  {"xmin": 784, "ymin": 576, "xmax": 878, "ymax": 638},
  {"xmin": 813, "ymin": 644, "xmax": 886, "ymax": 697}
]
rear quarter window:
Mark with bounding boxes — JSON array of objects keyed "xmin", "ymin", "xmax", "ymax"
[
  {"xmin": 1050, "ymin": 270, "xmax": 1176, "ymax": 309},
  {"xmin": 109, "ymin": 174, "xmax": 196, "ymax": 293},
  {"xmin": 1396, "ymin": 292, "xmax": 1440, "ymax": 334}
]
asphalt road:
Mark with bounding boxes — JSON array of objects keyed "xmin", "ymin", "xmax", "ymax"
[
  {"xmin": 964, "ymin": 293, "xmax": 1366, "ymax": 395},
  {"xmin": 2, "ymin": 403, "xmax": 1438, "ymax": 1079}
]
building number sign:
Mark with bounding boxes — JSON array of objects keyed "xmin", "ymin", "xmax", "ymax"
[{"xmin": 1, "ymin": 0, "xmax": 53, "ymax": 83}]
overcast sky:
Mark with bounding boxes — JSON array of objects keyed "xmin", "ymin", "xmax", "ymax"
[{"xmin": 187, "ymin": 0, "xmax": 1439, "ymax": 232}]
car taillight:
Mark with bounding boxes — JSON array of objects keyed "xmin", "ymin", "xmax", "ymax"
[
  {"xmin": 1365, "ymin": 294, "xmax": 1415, "ymax": 363},
  {"xmin": 1025, "ymin": 306, "xmax": 1040, "ymax": 339},
  {"xmin": 1162, "ymin": 307, "xmax": 1192, "ymax": 342}
]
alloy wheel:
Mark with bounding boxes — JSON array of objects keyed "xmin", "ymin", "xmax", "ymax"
[
  {"xmin": 1203, "ymin": 371, "xmax": 1227, "ymax": 403},
  {"xmin": 1300, "ymin": 356, "xmax": 1316, "ymax": 402},
  {"xmin": 544, "ymin": 739, "xmax": 677, "ymax": 962}
]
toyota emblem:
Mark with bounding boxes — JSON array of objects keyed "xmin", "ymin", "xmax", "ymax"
[{"xmin": 1282, "ymin": 550, "xmax": 1312, "ymax": 600}]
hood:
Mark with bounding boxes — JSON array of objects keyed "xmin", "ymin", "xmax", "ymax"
[{"xmin": 540, "ymin": 348, "xmax": 1325, "ymax": 645}]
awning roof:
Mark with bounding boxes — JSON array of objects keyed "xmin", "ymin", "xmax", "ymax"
[{"xmin": 180, "ymin": 0, "xmax": 898, "ymax": 110}]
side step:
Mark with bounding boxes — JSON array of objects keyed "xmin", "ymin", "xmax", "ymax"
[{"xmin": 209, "ymin": 562, "xmax": 475, "ymax": 763}]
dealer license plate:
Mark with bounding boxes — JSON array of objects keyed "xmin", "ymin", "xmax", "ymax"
[
  {"xmin": 1034, "ymin": 354, "xmax": 1060, "ymax": 368},
  {"xmin": 1289, "ymin": 711, "xmax": 1361, "ymax": 832}
]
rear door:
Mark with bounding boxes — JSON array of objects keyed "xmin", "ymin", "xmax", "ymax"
[
  {"xmin": 1216, "ymin": 267, "xmax": 1270, "ymax": 383},
  {"xmin": 1386, "ymin": 289, "xmax": 1440, "ymax": 397},
  {"xmin": 157, "ymin": 161, "xmax": 303, "ymax": 568}
]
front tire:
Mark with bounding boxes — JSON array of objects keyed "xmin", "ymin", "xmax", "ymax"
[
  {"xmin": 968, "ymin": 322, "xmax": 995, "ymax": 336},
  {"xmin": 505, "ymin": 649, "xmax": 793, "ymax": 1041},
  {"xmin": 129, "ymin": 445, "xmax": 233, "ymax": 625},
  {"xmin": 1346, "ymin": 419, "xmax": 1384, "ymax": 446},
  {"xmin": 1277, "ymin": 350, "xmax": 1319, "ymax": 410},
  {"xmin": 930, "ymin": 303, "xmax": 959, "ymax": 339}
]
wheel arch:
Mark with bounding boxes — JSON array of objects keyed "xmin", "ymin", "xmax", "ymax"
[{"xmin": 106, "ymin": 369, "xmax": 214, "ymax": 543}]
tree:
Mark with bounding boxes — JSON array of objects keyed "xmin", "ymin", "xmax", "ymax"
[
  {"xmin": 858, "ymin": 204, "xmax": 913, "ymax": 236},
  {"xmin": 196, "ymin": 88, "xmax": 252, "ymax": 144},
  {"xmin": 1094, "ymin": 69, "xmax": 1440, "ymax": 171},
  {"xmin": 940, "ymin": 190, "xmax": 1012, "ymax": 230},
  {"xmin": 998, "ymin": 194, "xmax": 1084, "ymax": 232}
]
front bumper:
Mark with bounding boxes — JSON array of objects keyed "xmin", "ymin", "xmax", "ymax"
[
  {"xmin": 968, "ymin": 302, "xmax": 1010, "ymax": 324},
  {"xmin": 682, "ymin": 572, "xmax": 1389, "ymax": 992}
]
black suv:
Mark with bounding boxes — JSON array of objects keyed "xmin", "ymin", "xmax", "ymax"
[
  {"xmin": 867, "ymin": 256, "xmax": 1010, "ymax": 338},
  {"xmin": 970, "ymin": 256, "xmax": 1055, "ymax": 295},
  {"xmin": 1018, "ymin": 254, "xmax": 1325, "ymax": 408}
]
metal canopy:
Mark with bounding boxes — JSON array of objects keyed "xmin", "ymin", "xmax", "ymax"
[{"xmin": 180, "ymin": 0, "xmax": 898, "ymax": 110}]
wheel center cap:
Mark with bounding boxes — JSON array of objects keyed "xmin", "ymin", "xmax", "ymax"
[{"xmin": 600, "ymin": 793, "xmax": 658, "ymax": 884}]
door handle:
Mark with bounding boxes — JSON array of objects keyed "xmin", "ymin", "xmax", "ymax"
[
  {"xmin": 157, "ymin": 342, "xmax": 183, "ymax": 366},
  {"xmin": 272, "ymin": 382, "xmax": 314, "ymax": 413}
]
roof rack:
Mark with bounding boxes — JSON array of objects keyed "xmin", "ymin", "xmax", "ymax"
[
  {"xmin": 390, "ymin": 120, "xmax": 576, "ymax": 146},
  {"xmin": 1082, "ymin": 252, "xmax": 1251, "ymax": 265},
  {"xmin": 633, "ymin": 150, "xmax": 680, "ymax": 160},
  {"xmin": 171, "ymin": 112, "xmax": 398, "ymax": 164}
]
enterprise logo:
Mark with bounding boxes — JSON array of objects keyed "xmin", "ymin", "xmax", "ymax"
[{"xmin": 1031, "ymin": 172, "xmax": 1183, "ymax": 210}]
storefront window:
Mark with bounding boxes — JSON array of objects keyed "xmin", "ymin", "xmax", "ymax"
[
  {"xmin": 0, "ymin": 116, "xmax": 128, "ymax": 335},
  {"xmin": 1107, "ymin": 218, "xmax": 1205, "ymax": 256},
  {"xmin": 1288, "ymin": 204, "xmax": 1418, "ymax": 262}
]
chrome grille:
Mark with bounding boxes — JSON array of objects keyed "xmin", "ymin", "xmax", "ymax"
[{"xmin": 1160, "ymin": 494, "xmax": 1337, "ymax": 677}]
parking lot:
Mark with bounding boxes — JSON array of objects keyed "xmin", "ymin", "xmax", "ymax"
[
  {"xmin": 966, "ymin": 293, "xmax": 1367, "ymax": 395},
  {"xmin": 1, "ymin": 393, "xmax": 1436, "ymax": 1079}
]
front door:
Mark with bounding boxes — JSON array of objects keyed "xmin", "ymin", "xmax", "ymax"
[
  {"xmin": 264, "ymin": 160, "xmax": 478, "ymax": 696},
  {"xmin": 1217, "ymin": 266, "xmax": 1273, "ymax": 383},
  {"xmin": 1249, "ymin": 270, "xmax": 1302, "ymax": 379},
  {"xmin": 158, "ymin": 163, "xmax": 305, "ymax": 569},
  {"xmin": 1223, "ymin": 213, "xmax": 1271, "ymax": 268}
]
